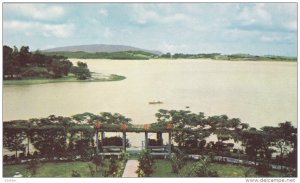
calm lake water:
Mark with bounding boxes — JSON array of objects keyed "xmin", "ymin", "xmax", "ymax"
[{"xmin": 3, "ymin": 59, "xmax": 297, "ymax": 148}]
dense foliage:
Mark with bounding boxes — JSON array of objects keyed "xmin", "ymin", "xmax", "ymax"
[
  {"xmin": 3, "ymin": 45, "xmax": 91, "ymax": 80},
  {"xmin": 136, "ymin": 150, "xmax": 153, "ymax": 177},
  {"xmin": 3, "ymin": 112, "xmax": 132, "ymax": 162},
  {"xmin": 3, "ymin": 109, "xmax": 297, "ymax": 175},
  {"xmin": 70, "ymin": 61, "xmax": 91, "ymax": 80},
  {"xmin": 170, "ymin": 147, "xmax": 187, "ymax": 173},
  {"xmin": 104, "ymin": 152, "xmax": 128, "ymax": 177},
  {"xmin": 179, "ymin": 158, "xmax": 219, "ymax": 177},
  {"xmin": 152, "ymin": 109, "xmax": 248, "ymax": 149}
]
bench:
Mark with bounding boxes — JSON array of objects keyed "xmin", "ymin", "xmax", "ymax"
[
  {"xmin": 147, "ymin": 146, "xmax": 169, "ymax": 152},
  {"xmin": 102, "ymin": 146, "xmax": 123, "ymax": 152}
]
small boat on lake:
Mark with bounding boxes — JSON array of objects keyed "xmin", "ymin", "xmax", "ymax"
[{"xmin": 149, "ymin": 101, "xmax": 163, "ymax": 104}]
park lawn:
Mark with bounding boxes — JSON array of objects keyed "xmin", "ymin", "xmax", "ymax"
[
  {"xmin": 151, "ymin": 160, "xmax": 283, "ymax": 177},
  {"xmin": 152, "ymin": 159, "xmax": 177, "ymax": 177},
  {"xmin": 3, "ymin": 161, "xmax": 110, "ymax": 177},
  {"xmin": 209, "ymin": 163, "xmax": 283, "ymax": 177}
]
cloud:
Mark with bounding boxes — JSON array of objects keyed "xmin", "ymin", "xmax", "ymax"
[
  {"xmin": 130, "ymin": 4, "xmax": 191, "ymax": 24},
  {"xmin": 98, "ymin": 9, "xmax": 108, "ymax": 16},
  {"xmin": 2, "ymin": 3, "xmax": 297, "ymax": 56},
  {"xmin": 238, "ymin": 3, "xmax": 272, "ymax": 26},
  {"xmin": 4, "ymin": 20, "xmax": 74, "ymax": 38},
  {"xmin": 259, "ymin": 33, "xmax": 295, "ymax": 43},
  {"xmin": 4, "ymin": 4, "xmax": 65, "ymax": 20},
  {"xmin": 235, "ymin": 3, "xmax": 297, "ymax": 32}
]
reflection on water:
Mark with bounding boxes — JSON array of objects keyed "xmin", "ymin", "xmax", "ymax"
[{"xmin": 3, "ymin": 59, "xmax": 297, "ymax": 148}]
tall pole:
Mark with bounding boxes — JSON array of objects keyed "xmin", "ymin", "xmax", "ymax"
[
  {"xmin": 168, "ymin": 131, "xmax": 172, "ymax": 157},
  {"xmin": 157, "ymin": 132, "xmax": 163, "ymax": 145},
  {"xmin": 145, "ymin": 131, "xmax": 149, "ymax": 150},
  {"xmin": 122, "ymin": 131, "xmax": 126, "ymax": 152},
  {"xmin": 96, "ymin": 129, "xmax": 99, "ymax": 155},
  {"xmin": 101, "ymin": 131, "xmax": 105, "ymax": 141},
  {"xmin": 95, "ymin": 122, "xmax": 101, "ymax": 155},
  {"xmin": 166, "ymin": 122, "xmax": 173, "ymax": 158}
]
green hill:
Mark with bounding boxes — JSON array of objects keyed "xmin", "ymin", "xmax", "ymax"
[{"xmin": 43, "ymin": 50, "xmax": 158, "ymax": 60}]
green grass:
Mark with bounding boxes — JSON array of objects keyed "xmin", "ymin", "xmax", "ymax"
[
  {"xmin": 3, "ymin": 164, "xmax": 30, "ymax": 177},
  {"xmin": 210, "ymin": 163, "xmax": 283, "ymax": 177},
  {"xmin": 3, "ymin": 161, "xmax": 110, "ymax": 177},
  {"xmin": 3, "ymin": 74, "xmax": 126, "ymax": 85},
  {"xmin": 152, "ymin": 159, "xmax": 177, "ymax": 177},
  {"xmin": 151, "ymin": 160, "xmax": 284, "ymax": 177},
  {"xmin": 127, "ymin": 151, "xmax": 141, "ymax": 160}
]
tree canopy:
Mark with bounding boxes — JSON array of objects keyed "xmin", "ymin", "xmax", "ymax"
[{"xmin": 3, "ymin": 45, "xmax": 91, "ymax": 80}]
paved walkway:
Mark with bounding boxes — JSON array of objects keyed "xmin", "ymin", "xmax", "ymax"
[{"xmin": 122, "ymin": 160, "xmax": 139, "ymax": 177}]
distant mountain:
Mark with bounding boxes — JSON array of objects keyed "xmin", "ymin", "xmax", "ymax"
[{"xmin": 42, "ymin": 44, "xmax": 162, "ymax": 55}]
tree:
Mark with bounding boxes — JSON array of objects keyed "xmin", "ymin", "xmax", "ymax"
[
  {"xmin": 31, "ymin": 126, "xmax": 67, "ymax": 160},
  {"xmin": 3, "ymin": 45, "xmax": 74, "ymax": 80},
  {"xmin": 3, "ymin": 45, "xmax": 22, "ymax": 79},
  {"xmin": 15, "ymin": 119, "xmax": 36, "ymax": 158},
  {"xmin": 262, "ymin": 122, "xmax": 297, "ymax": 171},
  {"xmin": 154, "ymin": 109, "xmax": 211, "ymax": 149},
  {"xmin": 3, "ymin": 45, "xmax": 13, "ymax": 78},
  {"xmin": 241, "ymin": 128, "xmax": 268, "ymax": 166},
  {"xmin": 161, "ymin": 52, "xmax": 172, "ymax": 58},
  {"xmin": 49, "ymin": 60, "xmax": 70, "ymax": 78},
  {"xmin": 3, "ymin": 126, "xmax": 26, "ymax": 161},
  {"xmin": 19, "ymin": 46, "xmax": 30, "ymax": 66},
  {"xmin": 71, "ymin": 61, "xmax": 91, "ymax": 80}
]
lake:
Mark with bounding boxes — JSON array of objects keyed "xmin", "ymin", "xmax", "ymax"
[{"xmin": 3, "ymin": 59, "xmax": 297, "ymax": 148}]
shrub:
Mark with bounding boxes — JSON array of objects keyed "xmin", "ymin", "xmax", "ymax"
[
  {"xmin": 107, "ymin": 157, "xmax": 118, "ymax": 177},
  {"xmin": 283, "ymin": 169, "xmax": 297, "ymax": 177},
  {"xmin": 148, "ymin": 139, "xmax": 162, "ymax": 146},
  {"xmin": 92, "ymin": 155, "xmax": 102, "ymax": 172},
  {"xmin": 66, "ymin": 150, "xmax": 77, "ymax": 161},
  {"xmin": 233, "ymin": 148, "xmax": 238, "ymax": 153},
  {"xmin": 136, "ymin": 150, "xmax": 153, "ymax": 177},
  {"xmin": 27, "ymin": 159, "xmax": 40, "ymax": 176},
  {"xmin": 32, "ymin": 151, "xmax": 39, "ymax": 159},
  {"xmin": 179, "ymin": 157, "xmax": 218, "ymax": 177},
  {"xmin": 71, "ymin": 170, "xmax": 81, "ymax": 177},
  {"xmin": 170, "ymin": 147, "xmax": 186, "ymax": 173},
  {"xmin": 119, "ymin": 151, "xmax": 129, "ymax": 161},
  {"xmin": 255, "ymin": 161, "xmax": 270, "ymax": 176},
  {"xmin": 244, "ymin": 167, "xmax": 254, "ymax": 177},
  {"xmin": 102, "ymin": 136, "xmax": 129, "ymax": 147},
  {"xmin": 21, "ymin": 67, "xmax": 51, "ymax": 78},
  {"xmin": 19, "ymin": 153, "xmax": 25, "ymax": 160},
  {"xmin": 88, "ymin": 164, "xmax": 95, "ymax": 177},
  {"xmin": 3, "ymin": 155, "xmax": 9, "ymax": 163}
]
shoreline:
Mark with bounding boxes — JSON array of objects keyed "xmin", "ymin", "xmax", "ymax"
[
  {"xmin": 3, "ymin": 74, "xmax": 126, "ymax": 85},
  {"xmin": 69, "ymin": 58, "xmax": 297, "ymax": 63}
]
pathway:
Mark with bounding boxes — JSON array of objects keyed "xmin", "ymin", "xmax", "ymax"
[{"xmin": 122, "ymin": 160, "xmax": 139, "ymax": 177}]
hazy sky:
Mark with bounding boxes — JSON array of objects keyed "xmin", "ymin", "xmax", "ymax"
[{"xmin": 3, "ymin": 3, "xmax": 297, "ymax": 56}]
